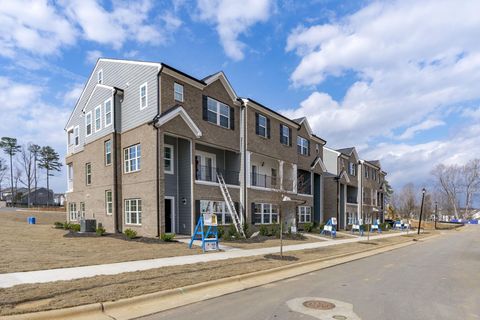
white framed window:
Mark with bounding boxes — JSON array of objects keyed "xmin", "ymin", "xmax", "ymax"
[
  {"xmin": 280, "ymin": 124, "xmax": 290, "ymax": 145},
  {"xmin": 297, "ymin": 136, "xmax": 309, "ymax": 155},
  {"xmin": 97, "ymin": 69, "xmax": 103, "ymax": 84},
  {"xmin": 349, "ymin": 162, "xmax": 356, "ymax": 176},
  {"xmin": 195, "ymin": 150, "xmax": 216, "ymax": 182},
  {"xmin": 174, "ymin": 82, "xmax": 184, "ymax": 102},
  {"xmin": 257, "ymin": 114, "xmax": 267, "ymax": 137},
  {"xmin": 253, "ymin": 203, "xmax": 279, "ymax": 224},
  {"xmin": 164, "ymin": 144, "xmax": 174, "ymax": 174},
  {"xmin": 85, "ymin": 111, "xmax": 92, "ymax": 136},
  {"xmin": 94, "ymin": 105, "xmax": 102, "ymax": 132},
  {"xmin": 105, "ymin": 190, "xmax": 113, "ymax": 215},
  {"xmin": 69, "ymin": 202, "xmax": 77, "ymax": 221},
  {"xmin": 365, "ymin": 167, "xmax": 369, "ymax": 179},
  {"xmin": 79, "ymin": 202, "xmax": 85, "ymax": 219},
  {"xmin": 74, "ymin": 126, "xmax": 79, "ymax": 146},
  {"xmin": 125, "ymin": 198, "xmax": 142, "ymax": 225},
  {"xmin": 104, "ymin": 98, "xmax": 112, "ymax": 127},
  {"xmin": 140, "ymin": 82, "xmax": 148, "ymax": 109},
  {"xmin": 85, "ymin": 162, "xmax": 92, "ymax": 185},
  {"xmin": 200, "ymin": 200, "xmax": 233, "ymax": 225},
  {"xmin": 105, "ymin": 140, "xmax": 112, "ymax": 166},
  {"xmin": 67, "ymin": 163, "xmax": 73, "ymax": 192},
  {"xmin": 124, "ymin": 144, "xmax": 141, "ymax": 173},
  {"xmin": 298, "ymin": 206, "xmax": 312, "ymax": 223},
  {"xmin": 206, "ymin": 97, "xmax": 230, "ymax": 129}
]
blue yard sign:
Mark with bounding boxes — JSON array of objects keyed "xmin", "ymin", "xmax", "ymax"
[
  {"xmin": 189, "ymin": 213, "xmax": 219, "ymax": 252},
  {"xmin": 321, "ymin": 217, "xmax": 337, "ymax": 238}
]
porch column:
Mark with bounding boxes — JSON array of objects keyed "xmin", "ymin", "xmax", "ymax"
[
  {"xmin": 293, "ymin": 164, "xmax": 297, "ymax": 193},
  {"xmin": 279, "ymin": 160, "xmax": 284, "ymax": 190}
]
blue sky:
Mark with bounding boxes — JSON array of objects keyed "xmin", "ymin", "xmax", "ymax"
[{"xmin": 1, "ymin": 0, "xmax": 479, "ymax": 202}]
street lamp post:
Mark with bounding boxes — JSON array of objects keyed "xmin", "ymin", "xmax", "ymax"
[
  {"xmin": 418, "ymin": 188, "xmax": 426, "ymax": 235},
  {"xmin": 434, "ymin": 201, "xmax": 438, "ymax": 230}
]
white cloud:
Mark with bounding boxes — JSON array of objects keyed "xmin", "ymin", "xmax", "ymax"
[
  {"xmin": 196, "ymin": 0, "xmax": 273, "ymax": 60},
  {"xmin": 0, "ymin": 0, "xmax": 76, "ymax": 57},
  {"xmin": 85, "ymin": 50, "xmax": 103, "ymax": 65},
  {"xmin": 397, "ymin": 119, "xmax": 445, "ymax": 140}
]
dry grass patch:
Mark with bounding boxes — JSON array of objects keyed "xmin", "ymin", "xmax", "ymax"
[
  {"xmin": 223, "ymin": 235, "xmax": 321, "ymax": 249},
  {"xmin": 0, "ymin": 233, "xmax": 432, "ymax": 316}
]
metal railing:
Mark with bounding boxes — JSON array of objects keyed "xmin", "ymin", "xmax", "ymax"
[
  {"xmin": 251, "ymin": 172, "xmax": 281, "ymax": 189},
  {"xmin": 196, "ymin": 165, "xmax": 239, "ymax": 185}
]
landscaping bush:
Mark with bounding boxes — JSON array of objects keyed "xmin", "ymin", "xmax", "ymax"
[
  {"xmin": 161, "ymin": 233, "xmax": 176, "ymax": 242},
  {"xmin": 303, "ymin": 222, "xmax": 314, "ymax": 233},
  {"xmin": 259, "ymin": 225, "xmax": 270, "ymax": 236},
  {"xmin": 227, "ymin": 224, "xmax": 238, "ymax": 239},
  {"xmin": 270, "ymin": 225, "xmax": 280, "ymax": 238},
  {"xmin": 124, "ymin": 228, "xmax": 137, "ymax": 239},
  {"xmin": 379, "ymin": 222, "xmax": 390, "ymax": 231},
  {"xmin": 217, "ymin": 226, "xmax": 224, "ymax": 239},
  {"xmin": 63, "ymin": 222, "xmax": 71, "ymax": 230},
  {"xmin": 96, "ymin": 226, "xmax": 106, "ymax": 236},
  {"xmin": 70, "ymin": 224, "xmax": 81, "ymax": 232},
  {"xmin": 54, "ymin": 221, "xmax": 65, "ymax": 229},
  {"xmin": 319, "ymin": 223, "xmax": 325, "ymax": 231}
]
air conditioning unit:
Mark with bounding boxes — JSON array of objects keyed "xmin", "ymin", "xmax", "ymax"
[{"xmin": 80, "ymin": 219, "xmax": 96, "ymax": 233}]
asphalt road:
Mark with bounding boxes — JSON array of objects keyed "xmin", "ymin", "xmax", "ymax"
[{"xmin": 139, "ymin": 226, "xmax": 480, "ymax": 320}]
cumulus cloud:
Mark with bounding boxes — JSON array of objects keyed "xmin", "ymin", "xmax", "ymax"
[
  {"xmin": 85, "ymin": 50, "xmax": 103, "ymax": 65},
  {"xmin": 397, "ymin": 119, "xmax": 445, "ymax": 140},
  {"xmin": 196, "ymin": 0, "xmax": 273, "ymax": 60}
]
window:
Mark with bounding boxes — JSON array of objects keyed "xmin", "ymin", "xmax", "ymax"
[
  {"xmin": 104, "ymin": 99, "xmax": 112, "ymax": 127},
  {"xmin": 298, "ymin": 206, "xmax": 312, "ymax": 223},
  {"xmin": 97, "ymin": 69, "xmax": 103, "ymax": 84},
  {"xmin": 124, "ymin": 144, "xmax": 141, "ymax": 173},
  {"xmin": 174, "ymin": 83, "xmax": 184, "ymax": 102},
  {"xmin": 85, "ymin": 111, "xmax": 92, "ymax": 136},
  {"xmin": 74, "ymin": 126, "xmax": 79, "ymax": 146},
  {"xmin": 140, "ymin": 83, "xmax": 148, "ymax": 109},
  {"xmin": 79, "ymin": 202, "xmax": 85, "ymax": 219},
  {"xmin": 67, "ymin": 128, "xmax": 74, "ymax": 146},
  {"xmin": 85, "ymin": 163, "xmax": 92, "ymax": 185},
  {"xmin": 257, "ymin": 114, "xmax": 267, "ymax": 138},
  {"xmin": 69, "ymin": 202, "xmax": 77, "ymax": 221},
  {"xmin": 105, "ymin": 140, "xmax": 112, "ymax": 165},
  {"xmin": 349, "ymin": 162, "xmax": 356, "ymax": 176},
  {"xmin": 365, "ymin": 167, "xmax": 369, "ymax": 179},
  {"xmin": 67, "ymin": 163, "xmax": 73, "ymax": 192},
  {"xmin": 206, "ymin": 97, "xmax": 230, "ymax": 129},
  {"xmin": 94, "ymin": 105, "xmax": 102, "ymax": 132},
  {"xmin": 297, "ymin": 136, "xmax": 309, "ymax": 155},
  {"xmin": 200, "ymin": 200, "xmax": 232, "ymax": 225},
  {"xmin": 280, "ymin": 124, "xmax": 290, "ymax": 146},
  {"xmin": 297, "ymin": 169, "xmax": 312, "ymax": 195},
  {"xmin": 195, "ymin": 151, "xmax": 216, "ymax": 182},
  {"xmin": 164, "ymin": 144, "xmax": 174, "ymax": 174},
  {"xmin": 105, "ymin": 190, "xmax": 113, "ymax": 215},
  {"xmin": 125, "ymin": 198, "xmax": 142, "ymax": 225},
  {"xmin": 253, "ymin": 203, "xmax": 278, "ymax": 224}
]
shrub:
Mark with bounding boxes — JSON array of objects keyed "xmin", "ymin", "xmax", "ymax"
[
  {"xmin": 259, "ymin": 225, "xmax": 269, "ymax": 236},
  {"xmin": 303, "ymin": 222, "xmax": 314, "ymax": 233},
  {"xmin": 54, "ymin": 221, "xmax": 65, "ymax": 229},
  {"xmin": 319, "ymin": 223, "xmax": 325, "ymax": 231},
  {"xmin": 161, "ymin": 233, "xmax": 176, "ymax": 242},
  {"xmin": 379, "ymin": 222, "xmax": 390, "ymax": 231},
  {"xmin": 242, "ymin": 223, "xmax": 250, "ymax": 238},
  {"xmin": 124, "ymin": 228, "xmax": 137, "ymax": 239},
  {"xmin": 270, "ymin": 225, "xmax": 280, "ymax": 238},
  {"xmin": 70, "ymin": 224, "xmax": 81, "ymax": 232},
  {"xmin": 96, "ymin": 226, "xmax": 106, "ymax": 236},
  {"xmin": 217, "ymin": 226, "xmax": 224, "ymax": 239},
  {"xmin": 227, "ymin": 224, "xmax": 238, "ymax": 239},
  {"xmin": 63, "ymin": 222, "xmax": 71, "ymax": 230}
]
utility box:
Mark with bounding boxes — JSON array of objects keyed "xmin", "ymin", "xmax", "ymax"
[{"xmin": 80, "ymin": 219, "xmax": 96, "ymax": 233}]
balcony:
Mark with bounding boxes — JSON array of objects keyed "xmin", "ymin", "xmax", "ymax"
[
  {"xmin": 251, "ymin": 172, "xmax": 280, "ymax": 189},
  {"xmin": 347, "ymin": 197, "xmax": 357, "ymax": 204},
  {"xmin": 196, "ymin": 165, "xmax": 239, "ymax": 185}
]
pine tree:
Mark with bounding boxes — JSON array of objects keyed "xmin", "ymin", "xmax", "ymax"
[
  {"xmin": 0, "ymin": 137, "xmax": 21, "ymax": 206},
  {"xmin": 38, "ymin": 146, "xmax": 62, "ymax": 207}
]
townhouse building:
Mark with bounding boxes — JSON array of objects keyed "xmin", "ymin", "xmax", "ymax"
[
  {"xmin": 323, "ymin": 147, "xmax": 387, "ymax": 229},
  {"xmin": 65, "ymin": 58, "xmax": 328, "ymax": 237}
]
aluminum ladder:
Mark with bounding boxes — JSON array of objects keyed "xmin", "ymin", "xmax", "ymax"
[{"xmin": 217, "ymin": 172, "xmax": 246, "ymax": 238}]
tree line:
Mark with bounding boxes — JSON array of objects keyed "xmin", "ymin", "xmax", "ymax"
[{"xmin": 0, "ymin": 136, "xmax": 62, "ymax": 207}]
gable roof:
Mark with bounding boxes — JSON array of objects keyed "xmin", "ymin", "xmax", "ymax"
[
  {"xmin": 202, "ymin": 71, "xmax": 238, "ymax": 101},
  {"xmin": 336, "ymin": 147, "xmax": 359, "ymax": 161},
  {"xmin": 338, "ymin": 169, "xmax": 351, "ymax": 184},
  {"xmin": 293, "ymin": 117, "xmax": 327, "ymax": 145},
  {"xmin": 310, "ymin": 155, "xmax": 327, "ymax": 171},
  {"xmin": 153, "ymin": 105, "xmax": 202, "ymax": 138}
]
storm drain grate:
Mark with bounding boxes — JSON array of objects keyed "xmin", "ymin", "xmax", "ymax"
[{"xmin": 302, "ymin": 300, "xmax": 336, "ymax": 310}]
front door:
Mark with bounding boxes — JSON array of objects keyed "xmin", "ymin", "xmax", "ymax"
[{"xmin": 165, "ymin": 197, "xmax": 174, "ymax": 233}]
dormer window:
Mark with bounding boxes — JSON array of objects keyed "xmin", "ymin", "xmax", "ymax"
[
  {"xmin": 174, "ymin": 83, "xmax": 184, "ymax": 102},
  {"xmin": 297, "ymin": 136, "xmax": 309, "ymax": 155}
]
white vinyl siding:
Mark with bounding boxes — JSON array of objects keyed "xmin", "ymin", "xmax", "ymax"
[
  {"xmin": 94, "ymin": 105, "xmax": 102, "ymax": 132},
  {"xmin": 206, "ymin": 97, "xmax": 230, "ymax": 129},
  {"xmin": 104, "ymin": 98, "xmax": 112, "ymax": 127},
  {"xmin": 125, "ymin": 198, "xmax": 142, "ymax": 225},
  {"xmin": 140, "ymin": 82, "xmax": 148, "ymax": 110},
  {"xmin": 254, "ymin": 203, "xmax": 278, "ymax": 224},
  {"xmin": 85, "ymin": 111, "xmax": 92, "ymax": 136},
  {"xmin": 97, "ymin": 69, "xmax": 103, "ymax": 84},
  {"xmin": 298, "ymin": 206, "xmax": 312, "ymax": 223},
  {"xmin": 164, "ymin": 144, "xmax": 174, "ymax": 174},
  {"xmin": 124, "ymin": 144, "xmax": 141, "ymax": 173},
  {"xmin": 174, "ymin": 82, "xmax": 184, "ymax": 102}
]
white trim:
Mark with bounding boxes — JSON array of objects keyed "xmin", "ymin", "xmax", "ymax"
[
  {"xmin": 155, "ymin": 106, "xmax": 202, "ymax": 138},
  {"xmin": 124, "ymin": 144, "xmax": 141, "ymax": 173},
  {"xmin": 94, "ymin": 105, "xmax": 102, "ymax": 132},
  {"xmin": 97, "ymin": 69, "xmax": 103, "ymax": 84},
  {"xmin": 85, "ymin": 111, "xmax": 93, "ymax": 137},
  {"xmin": 104, "ymin": 98, "xmax": 113, "ymax": 127},
  {"xmin": 73, "ymin": 125, "xmax": 79, "ymax": 147},
  {"xmin": 124, "ymin": 198, "xmax": 142, "ymax": 225},
  {"xmin": 203, "ymin": 71, "xmax": 238, "ymax": 101},
  {"xmin": 257, "ymin": 114, "xmax": 267, "ymax": 138},
  {"xmin": 164, "ymin": 196, "xmax": 175, "ymax": 233},
  {"xmin": 338, "ymin": 170, "xmax": 351, "ymax": 184},
  {"xmin": 82, "ymin": 84, "xmax": 115, "ymax": 113},
  {"xmin": 164, "ymin": 144, "xmax": 174, "ymax": 174},
  {"xmin": 105, "ymin": 190, "xmax": 113, "ymax": 215},
  {"xmin": 311, "ymin": 156, "xmax": 327, "ymax": 172},
  {"xmin": 140, "ymin": 82, "xmax": 148, "ymax": 110},
  {"xmin": 174, "ymin": 82, "xmax": 184, "ymax": 102},
  {"xmin": 206, "ymin": 96, "xmax": 231, "ymax": 129},
  {"xmin": 298, "ymin": 205, "xmax": 312, "ymax": 223}
]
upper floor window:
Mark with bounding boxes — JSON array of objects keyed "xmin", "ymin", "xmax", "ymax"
[
  {"xmin": 298, "ymin": 206, "xmax": 312, "ymax": 223},
  {"xmin": 297, "ymin": 136, "xmax": 309, "ymax": 155},
  {"xmin": 94, "ymin": 105, "xmax": 102, "ymax": 132},
  {"xmin": 124, "ymin": 144, "xmax": 141, "ymax": 173},
  {"xmin": 85, "ymin": 111, "xmax": 92, "ymax": 136},
  {"xmin": 85, "ymin": 162, "xmax": 92, "ymax": 185},
  {"xmin": 140, "ymin": 82, "xmax": 148, "ymax": 109},
  {"xmin": 204, "ymin": 96, "xmax": 232, "ymax": 129},
  {"xmin": 348, "ymin": 162, "xmax": 356, "ymax": 176},
  {"xmin": 255, "ymin": 113, "xmax": 269, "ymax": 138},
  {"xmin": 105, "ymin": 140, "xmax": 112, "ymax": 166},
  {"xmin": 105, "ymin": 190, "xmax": 113, "ymax": 215},
  {"xmin": 97, "ymin": 69, "xmax": 103, "ymax": 84},
  {"xmin": 280, "ymin": 124, "xmax": 291, "ymax": 146},
  {"xmin": 365, "ymin": 166, "xmax": 369, "ymax": 179},
  {"xmin": 74, "ymin": 126, "xmax": 79, "ymax": 146},
  {"xmin": 164, "ymin": 144, "xmax": 174, "ymax": 174},
  {"xmin": 104, "ymin": 99, "xmax": 112, "ymax": 127},
  {"xmin": 174, "ymin": 83, "xmax": 184, "ymax": 102}
]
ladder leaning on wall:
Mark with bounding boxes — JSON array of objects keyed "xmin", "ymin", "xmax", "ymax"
[{"xmin": 217, "ymin": 172, "xmax": 246, "ymax": 238}]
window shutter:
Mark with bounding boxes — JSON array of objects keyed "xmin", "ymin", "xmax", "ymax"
[
  {"xmin": 307, "ymin": 140, "xmax": 310, "ymax": 156},
  {"xmin": 251, "ymin": 202, "xmax": 256, "ymax": 225},
  {"xmin": 267, "ymin": 118, "xmax": 271, "ymax": 138},
  {"xmin": 230, "ymin": 106, "xmax": 235, "ymax": 130},
  {"xmin": 289, "ymin": 128, "xmax": 292, "ymax": 146},
  {"xmin": 255, "ymin": 113, "xmax": 259, "ymax": 135},
  {"xmin": 279, "ymin": 124, "xmax": 283, "ymax": 144},
  {"xmin": 195, "ymin": 200, "xmax": 201, "ymax": 225},
  {"xmin": 202, "ymin": 95, "xmax": 208, "ymax": 121}
]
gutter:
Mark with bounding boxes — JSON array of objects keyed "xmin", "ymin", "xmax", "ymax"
[{"xmin": 112, "ymin": 88, "xmax": 123, "ymax": 233}]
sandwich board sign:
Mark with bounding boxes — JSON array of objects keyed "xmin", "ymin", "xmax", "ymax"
[
  {"xmin": 204, "ymin": 213, "xmax": 217, "ymax": 226},
  {"xmin": 321, "ymin": 218, "xmax": 337, "ymax": 238},
  {"xmin": 189, "ymin": 213, "xmax": 219, "ymax": 252}
]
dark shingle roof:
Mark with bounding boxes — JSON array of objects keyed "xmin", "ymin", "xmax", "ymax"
[{"xmin": 336, "ymin": 147, "xmax": 355, "ymax": 155}]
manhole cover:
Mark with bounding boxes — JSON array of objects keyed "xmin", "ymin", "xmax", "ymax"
[
  {"xmin": 333, "ymin": 316, "xmax": 348, "ymax": 320},
  {"xmin": 302, "ymin": 300, "xmax": 336, "ymax": 310}
]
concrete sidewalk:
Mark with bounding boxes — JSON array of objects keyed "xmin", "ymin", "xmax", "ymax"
[{"xmin": 0, "ymin": 232, "xmax": 406, "ymax": 289}]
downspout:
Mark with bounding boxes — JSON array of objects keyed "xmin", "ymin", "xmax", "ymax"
[
  {"xmin": 113, "ymin": 88, "xmax": 120, "ymax": 233},
  {"xmin": 237, "ymin": 98, "xmax": 247, "ymax": 227},
  {"xmin": 150, "ymin": 67, "xmax": 162, "ymax": 237}
]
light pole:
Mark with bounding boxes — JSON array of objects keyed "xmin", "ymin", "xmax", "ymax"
[
  {"xmin": 417, "ymin": 188, "xmax": 426, "ymax": 235},
  {"xmin": 434, "ymin": 201, "xmax": 438, "ymax": 230}
]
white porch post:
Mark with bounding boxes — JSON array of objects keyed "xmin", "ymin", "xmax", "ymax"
[
  {"xmin": 279, "ymin": 160, "xmax": 284, "ymax": 190},
  {"xmin": 293, "ymin": 164, "xmax": 297, "ymax": 193}
]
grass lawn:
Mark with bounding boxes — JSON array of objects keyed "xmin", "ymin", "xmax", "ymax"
[
  {"xmin": 0, "ymin": 233, "xmax": 434, "ymax": 316},
  {"xmin": 0, "ymin": 209, "xmax": 201, "ymax": 274},
  {"xmin": 223, "ymin": 234, "xmax": 322, "ymax": 249}
]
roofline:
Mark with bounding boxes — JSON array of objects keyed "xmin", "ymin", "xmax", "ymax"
[
  {"xmin": 360, "ymin": 159, "xmax": 381, "ymax": 169},
  {"xmin": 160, "ymin": 63, "xmax": 207, "ymax": 86},
  {"xmin": 242, "ymin": 98, "xmax": 300, "ymax": 127}
]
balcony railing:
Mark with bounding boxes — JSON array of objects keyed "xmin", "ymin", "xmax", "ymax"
[
  {"xmin": 347, "ymin": 197, "xmax": 357, "ymax": 204},
  {"xmin": 251, "ymin": 172, "xmax": 280, "ymax": 189},
  {"xmin": 196, "ymin": 165, "xmax": 239, "ymax": 185}
]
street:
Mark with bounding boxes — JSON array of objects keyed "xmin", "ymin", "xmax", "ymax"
[{"xmin": 139, "ymin": 226, "xmax": 480, "ymax": 320}]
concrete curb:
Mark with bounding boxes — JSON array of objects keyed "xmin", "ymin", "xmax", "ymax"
[{"xmin": 2, "ymin": 235, "xmax": 437, "ymax": 320}]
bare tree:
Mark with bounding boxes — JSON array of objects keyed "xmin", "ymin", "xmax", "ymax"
[
  {"xmin": 398, "ymin": 183, "xmax": 416, "ymax": 218},
  {"xmin": 13, "ymin": 166, "xmax": 23, "ymax": 204},
  {"xmin": 0, "ymin": 158, "xmax": 7, "ymax": 199},
  {"xmin": 29, "ymin": 144, "xmax": 41, "ymax": 206},
  {"xmin": 431, "ymin": 164, "xmax": 461, "ymax": 218},
  {"xmin": 461, "ymin": 159, "xmax": 480, "ymax": 218},
  {"xmin": 18, "ymin": 145, "xmax": 35, "ymax": 207}
]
